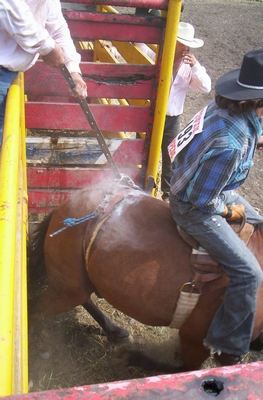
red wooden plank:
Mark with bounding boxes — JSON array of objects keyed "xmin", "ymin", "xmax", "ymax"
[
  {"xmin": 4, "ymin": 362, "xmax": 263, "ymax": 399},
  {"xmin": 25, "ymin": 103, "xmax": 151, "ymax": 131},
  {"xmin": 27, "ymin": 166, "xmax": 141, "ymax": 189},
  {"xmin": 63, "ymin": 10, "xmax": 165, "ymax": 28},
  {"xmin": 27, "ymin": 167, "xmax": 141, "ymax": 212},
  {"xmin": 65, "ymin": 18, "xmax": 163, "ymax": 44},
  {"xmin": 75, "ymin": 49, "xmax": 94, "ymax": 62},
  {"xmin": 61, "ymin": 0, "xmax": 169, "ymax": 10},
  {"xmin": 111, "ymin": 140, "xmax": 144, "ymax": 164},
  {"xmin": 28, "ymin": 189, "xmax": 73, "ymax": 210},
  {"xmin": 24, "ymin": 61, "xmax": 155, "ymax": 99},
  {"xmin": 25, "ymin": 96, "xmax": 77, "ymax": 103},
  {"xmin": 81, "ymin": 61, "xmax": 156, "ymax": 77}
]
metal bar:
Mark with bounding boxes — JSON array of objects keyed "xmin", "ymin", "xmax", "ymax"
[
  {"xmin": 61, "ymin": 0, "xmax": 169, "ymax": 10},
  {"xmin": 60, "ymin": 65, "xmax": 122, "ymax": 179},
  {"xmin": 0, "ymin": 73, "xmax": 28, "ymax": 396},
  {"xmin": 14, "ymin": 72, "xmax": 28, "ymax": 395},
  {"xmin": 4, "ymin": 361, "xmax": 263, "ymax": 399},
  {"xmin": 145, "ymin": 0, "xmax": 182, "ymax": 192}
]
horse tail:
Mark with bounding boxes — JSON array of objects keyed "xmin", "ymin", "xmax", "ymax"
[{"xmin": 27, "ymin": 212, "xmax": 54, "ymax": 298}]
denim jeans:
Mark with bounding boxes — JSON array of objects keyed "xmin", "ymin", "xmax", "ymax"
[
  {"xmin": 0, "ymin": 68, "xmax": 19, "ymax": 146},
  {"xmin": 161, "ymin": 115, "xmax": 181, "ymax": 199},
  {"xmin": 170, "ymin": 190, "xmax": 263, "ymax": 355}
]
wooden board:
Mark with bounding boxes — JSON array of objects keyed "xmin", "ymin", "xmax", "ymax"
[
  {"xmin": 26, "ymin": 137, "xmax": 144, "ymax": 165},
  {"xmin": 27, "ymin": 167, "xmax": 141, "ymax": 213},
  {"xmin": 24, "ymin": 61, "xmax": 156, "ymax": 100},
  {"xmin": 25, "ymin": 103, "xmax": 152, "ymax": 131}
]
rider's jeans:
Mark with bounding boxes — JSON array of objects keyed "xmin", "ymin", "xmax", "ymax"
[
  {"xmin": 170, "ymin": 190, "xmax": 263, "ymax": 356},
  {"xmin": 0, "ymin": 68, "xmax": 18, "ymax": 145}
]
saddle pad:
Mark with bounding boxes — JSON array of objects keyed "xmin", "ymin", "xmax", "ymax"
[{"xmin": 169, "ymin": 289, "xmax": 201, "ymax": 329}]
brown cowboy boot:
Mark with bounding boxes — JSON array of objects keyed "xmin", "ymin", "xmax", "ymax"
[
  {"xmin": 250, "ymin": 332, "xmax": 263, "ymax": 351},
  {"xmin": 214, "ymin": 352, "xmax": 242, "ymax": 366}
]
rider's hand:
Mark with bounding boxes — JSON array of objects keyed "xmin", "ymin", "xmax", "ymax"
[
  {"xmin": 42, "ymin": 44, "xmax": 64, "ymax": 68},
  {"xmin": 70, "ymin": 72, "xmax": 87, "ymax": 99},
  {"xmin": 182, "ymin": 52, "xmax": 197, "ymax": 67},
  {"xmin": 221, "ymin": 204, "xmax": 245, "ymax": 221}
]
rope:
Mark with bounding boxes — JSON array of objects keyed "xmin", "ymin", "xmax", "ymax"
[
  {"xmin": 49, "ymin": 175, "xmax": 141, "ymax": 238},
  {"xmin": 49, "ymin": 212, "xmax": 97, "ymax": 237}
]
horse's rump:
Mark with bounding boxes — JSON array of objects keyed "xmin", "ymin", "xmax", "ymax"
[{"xmin": 85, "ymin": 189, "xmax": 193, "ymax": 326}]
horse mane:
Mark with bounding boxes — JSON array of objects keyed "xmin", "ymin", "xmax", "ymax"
[{"xmin": 27, "ymin": 211, "xmax": 54, "ymax": 298}]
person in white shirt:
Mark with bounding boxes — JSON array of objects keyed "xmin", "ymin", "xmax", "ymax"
[
  {"xmin": 136, "ymin": 22, "xmax": 211, "ymax": 201},
  {"xmin": 0, "ymin": 0, "xmax": 87, "ymax": 144}
]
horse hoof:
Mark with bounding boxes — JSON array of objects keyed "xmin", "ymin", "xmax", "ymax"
[
  {"xmin": 119, "ymin": 334, "xmax": 134, "ymax": 344},
  {"xmin": 108, "ymin": 333, "xmax": 134, "ymax": 344},
  {"xmin": 111, "ymin": 345, "xmax": 133, "ymax": 367},
  {"xmin": 106, "ymin": 326, "xmax": 132, "ymax": 342}
]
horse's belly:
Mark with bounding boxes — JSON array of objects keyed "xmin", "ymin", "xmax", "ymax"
[{"xmin": 88, "ymin": 247, "xmax": 191, "ymax": 326}]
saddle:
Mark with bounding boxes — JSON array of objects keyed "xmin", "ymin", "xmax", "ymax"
[
  {"xmin": 169, "ymin": 218, "xmax": 254, "ymax": 329},
  {"xmin": 169, "ymin": 220, "xmax": 254, "ymax": 329},
  {"xmin": 177, "ymin": 220, "xmax": 254, "ymax": 291}
]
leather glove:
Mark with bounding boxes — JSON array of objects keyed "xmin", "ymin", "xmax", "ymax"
[{"xmin": 221, "ymin": 204, "xmax": 245, "ymax": 221}]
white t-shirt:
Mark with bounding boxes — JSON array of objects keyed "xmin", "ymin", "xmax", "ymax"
[{"xmin": 0, "ymin": 0, "xmax": 81, "ymax": 72}]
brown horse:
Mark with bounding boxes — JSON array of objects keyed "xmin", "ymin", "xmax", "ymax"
[{"xmin": 28, "ymin": 179, "xmax": 263, "ymax": 372}]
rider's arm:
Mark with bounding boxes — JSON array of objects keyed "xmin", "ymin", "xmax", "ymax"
[{"xmin": 0, "ymin": 0, "xmax": 55, "ymax": 55}]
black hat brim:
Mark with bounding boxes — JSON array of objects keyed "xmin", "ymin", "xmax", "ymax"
[{"xmin": 215, "ymin": 69, "xmax": 263, "ymax": 100}]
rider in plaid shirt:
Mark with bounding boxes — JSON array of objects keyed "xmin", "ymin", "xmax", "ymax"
[
  {"xmin": 170, "ymin": 99, "xmax": 262, "ymax": 214},
  {"xmin": 170, "ymin": 49, "xmax": 263, "ymax": 367}
]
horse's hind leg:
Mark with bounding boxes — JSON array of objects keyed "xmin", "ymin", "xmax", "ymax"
[
  {"xmin": 178, "ymin": 291, "xmax": 224, "ymax": 370},
  {"xmin": 28, "ymin": 286, "xmax": 90, "ymax": 339},
  {"xmin": 82, "ymin": 299, "xmax": 131, "ymax": 341}
]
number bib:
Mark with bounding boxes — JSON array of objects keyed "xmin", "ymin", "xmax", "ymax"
[{"xmin": 168, "ymin": 106, "xmax": 207, "ymax": 162}]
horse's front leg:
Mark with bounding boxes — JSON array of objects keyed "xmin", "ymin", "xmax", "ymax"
[
  {"xmin": 82, "ymin": 299, "xmax": 131, "ymax": 341},
  {"xmin": 179, "ymin": 289, "xmax": 224, "ymax": 370}
]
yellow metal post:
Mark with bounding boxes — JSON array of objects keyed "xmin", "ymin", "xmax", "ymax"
[
  {"xmin": 145, "ymin": 0, "xmax": 182, "ymax": 193},
  {"xmin": 13, "ymin": 72, "xmax": 28, "ymax": 395},
  {"xmin": 0, "ymin": 73, "xmax": 28, "ymax": 396}
]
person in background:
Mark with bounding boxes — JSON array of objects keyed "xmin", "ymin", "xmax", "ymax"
[
  {"xmin": 136, "ymin": 21, "xmax": 211, "ymax": 202},
  {"xmin": 0, "ymin": 0, "xmax": 87, "ymax": 145},
  {"xmin": 169, "ymin": 49, "xmax": 263, "ymax": 366}
]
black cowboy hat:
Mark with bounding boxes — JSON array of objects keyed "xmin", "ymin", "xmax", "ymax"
[{"xmin": 215, "ymin": 49, "xmax": 263, "ymax": 100}]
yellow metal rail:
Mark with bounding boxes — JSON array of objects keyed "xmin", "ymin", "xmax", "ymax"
[
  {"xmin": 95, "ymin": 1, "xmax": 182, "ymax": 193},
  {"xmin": 0, "ymin": 73, "xmax": 28, "ymax": 397},
  {"xmin": 146, "ymin": 0, "xmax": 182, "ymax": 192}
]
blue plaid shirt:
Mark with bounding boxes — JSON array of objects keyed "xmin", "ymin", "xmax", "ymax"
[{"xmin": 170, "ymin": 99, "xmax": 263, "ymax": 214}]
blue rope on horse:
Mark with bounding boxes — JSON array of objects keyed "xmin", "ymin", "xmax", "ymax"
[
  {"xmin": 50, "ymin": 212, "xmax": 97, "ymax": 237},
  {"xmin": 49, "ymin": 177, "xmax": 140, "ymax": 238}
]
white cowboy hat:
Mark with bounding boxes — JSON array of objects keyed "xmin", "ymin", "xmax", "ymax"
[{"xmin": 177, "ymin": 22, "xmax": 204, "ymax": 48}]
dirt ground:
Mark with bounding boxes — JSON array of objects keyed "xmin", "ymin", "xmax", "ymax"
[{"xmin": 28, "ymin": 0, "xmax": 263, "ymax": 392}]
